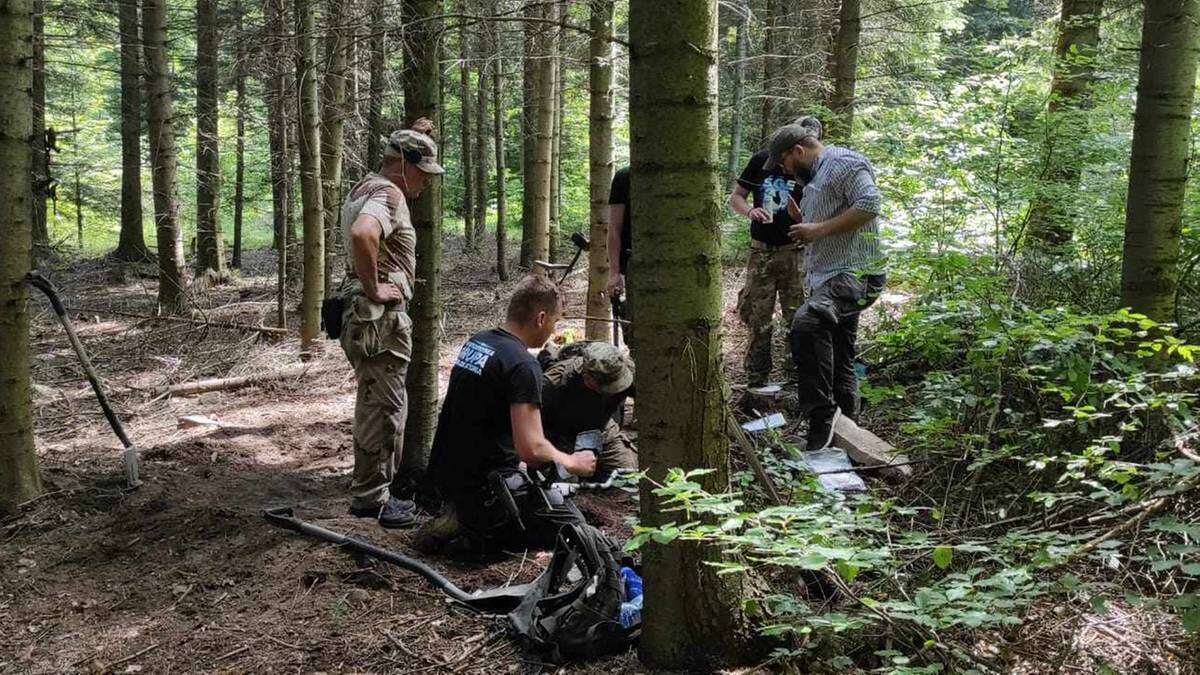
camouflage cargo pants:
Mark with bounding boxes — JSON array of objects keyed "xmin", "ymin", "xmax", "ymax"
[{"xmin": 737, "ymin": 243, "xmax": 805, "ymax": 386}]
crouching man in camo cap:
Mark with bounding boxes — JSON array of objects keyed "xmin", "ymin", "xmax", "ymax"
[
  {"xmin": 539, "ymin": 341, "xmax": 637, "ymax": 485},
  {"xmin": 337, "ymin": 119, "xmax": 444, "ymax": 529}
]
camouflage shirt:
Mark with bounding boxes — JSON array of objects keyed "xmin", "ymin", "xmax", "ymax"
[{"xmin": 340, "ymin": 172, "xmax": 416, "ymax": 300}]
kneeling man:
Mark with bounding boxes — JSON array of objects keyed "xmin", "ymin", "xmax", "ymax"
[{"xmin": 417, "ymin": 275, "xmax": 597, "ymax": 554}]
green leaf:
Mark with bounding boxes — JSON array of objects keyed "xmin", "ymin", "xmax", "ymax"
[
  {"xmin": 932, "ymin": 546, "xmax": 953, "ymax": 569},
  {"xmin": 1182, "ymin": 609, "xmax": 1200, "ymax": 633},
  {"xmin": 836, "ymin": 561, "xmax": 861, "ymax": 583}
]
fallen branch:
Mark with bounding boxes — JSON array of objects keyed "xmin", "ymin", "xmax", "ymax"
[
  {"xmin": 561, "ymin": 314, "xmax": 631, "ymax": 325},
  {"xmin": 63, "ymin": 304, "xmax": 289, "ymax": 336},
  {"xmin": 156, "ymin": 364, "xmax": 333, "ymax": 397},
  {"xmin": 727, "ymin": 413, "xmax": 783, "ymax": 505}
]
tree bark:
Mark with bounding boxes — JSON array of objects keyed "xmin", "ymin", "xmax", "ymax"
[
  {"xmin": 266, "ymin": 0, "xmax": 289, "ymax": 327},
  {"xmin": 400, "ymin": 0, "xmax": 443, "ymax": 475},
  {"xmin": 586, "ymin": 0, "xmax": 614, "ymax": 341},
  {"xmin": 116, "ymin": 0, "xmax": 153, "ymax": 263},
  {"xmin": 366, "ymin": 0, "xmax": 386, "ymax": 170},
  {"xmin": 296, "ymin": 0, "xmax": 324, "ymax": 355},
  {"xmin": 473, "ymin": 45, "xmax": 488, "ymax": 243},
  {"xmin": 548, "ymin": 3, "xmax": 563, "ymax": 263},
  {"xmin": 1120, "ymin": 0, "xmax": 1199, "ymax": 323},
  {"xmin": 519, "ymin": 0, "xmax": 553, "ymax": 268},
  {"xmin": 0, "ymin": 0, "xmax": 41, "ymax": 517},
  {"xmin": 824, "ymin": 0, "xmax": 861, "ymax": 140},
  {"xmin": 31, "ymin": 0, "xmax": 48, "ymax": 257},
  {"xmin": 195, "ymin": 0, "xmax": 227, "ymax": 280},
  {"xmin": 321, "ymin": 0, "xmax": 349, "ymax": 297},
  {"xmin": 232, "ymin": 0, "xmax": 247, "ymax": 268},
  {"xmin": 727, "ymin": 0, "xmax": 747, "ymax": 179},
  {"xmin": 761, "ymin": 0, "xmax": 829, "ymax": 138},
  {"xmin": 492, "ymin": 16, "xmax": 509, "ymax": 281},
  {"xmin": 143, "ymin": 0, "xmax": 187, "ymax": 312},
  {"xmin": 458, "ymin": 8, "xmax": 475, "ymax": 247},
  {"xmin": 629, "ymin": 0, "xmax": 756, "ymax": 667},
  {"xmin": 1024, "ymin": 0, "xmax": 1103, "ymax": 252}
]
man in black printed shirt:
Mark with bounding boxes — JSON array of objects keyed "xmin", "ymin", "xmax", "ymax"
[{"xmin": 417, "ymin": 275, "xmax": 597, "ymax": 554}]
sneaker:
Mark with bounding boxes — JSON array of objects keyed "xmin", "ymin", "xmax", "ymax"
[
  {"xmin": 349, "ymin": 497, "xmax": 418, "ymax": 529},
  {"xmin": 804, "ymin": 406, "xmax": 841, "ymax": 451}
]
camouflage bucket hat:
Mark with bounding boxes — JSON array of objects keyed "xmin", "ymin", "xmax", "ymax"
[
  {"xmin": 580, "ymin": 342, "xmax": 634, "ymax": 395},
  {"xmin": 387, "ymin": 129, "xmax": 445, "ymax": 175}
]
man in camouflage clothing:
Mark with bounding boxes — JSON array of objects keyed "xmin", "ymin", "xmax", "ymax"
[
  {"xmin": 539, "ymin": 342, "xmax": 636, "ymax": 481},
  {"xmin": 339, "ymin": 120, "xmax": 443, "ymax": 529}
]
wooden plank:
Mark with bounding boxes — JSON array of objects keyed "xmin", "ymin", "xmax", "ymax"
[{"xmin": 832, "ymin": 416, "xmax": 912, "ymax": 482}]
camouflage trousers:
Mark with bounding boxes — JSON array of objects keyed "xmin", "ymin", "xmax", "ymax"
[{"xmin": 736, "ymin": 243, "xmax": 805, "ymax": 386}]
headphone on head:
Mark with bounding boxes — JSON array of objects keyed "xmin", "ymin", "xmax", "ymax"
[{"xmin": 388, "ymin": 138, "xmax": 423, "ymax": 165}]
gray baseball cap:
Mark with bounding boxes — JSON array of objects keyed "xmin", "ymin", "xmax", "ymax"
[
  {"xmin": 580, "ymin": 342, "xmax": 634, "ymax": 394},
  {"xmin": 386, "ymin": 129, "xmax": 445, "ymax": 174},
  {"xmin": 763, "ymin": 116, "xmax": 823, "ymax": 171}
]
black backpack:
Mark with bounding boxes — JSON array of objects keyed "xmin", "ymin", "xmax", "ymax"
[{"xmin": 508, "ymin": 523, "xmax": 640, "ymax": 663}]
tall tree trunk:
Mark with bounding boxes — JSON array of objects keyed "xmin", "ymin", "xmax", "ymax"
[
  {"xmin": 629, "ymin": 0, "xmax": 755, "ymax": 667},
  {"xmin": 1120, "ymin": 0, "xmax": 1199, "ymax": 323},
  {"xmin": 72, "ymin": 95, "xmax": 82, "ymax": 249},
  {"xmin": 727, "ymin": 0, "xmax": 748, "ymax": 179},
  {"xmin": 761, "ymin": 0, "xmax": 828, "ymax": 138},
  {"xmin": 473, "ymin": 51, "xmax": 488, "ymax": 242},
  {"xmin": 519, "ymin": 0, "xmax": 553, "ymax": 268},
  {"xmin": 458, "ymin": 11, "xmax": 475, "ymax": 247},
  {"xmin": 586, "ymin": 0, "xmax": 614, "ymax": 341},
  {"xmin": 366, "ymin": 0, "xmax": 386, "ymax": 170},
  {"xmin": 825, "ymin": 0, "xmax": 861, "ymax": 140},
  {"xmin": 296, "ymin": 0, "xmax": 324, "ymax": 355},
  {"xmin": 492, "ymin": 17, "xmax": 508, "ymax": 281},
  {"xmin": 548, "ymin": 5, "xmax": 562, "ymax": 263},
  {"xmin": 143, "ymin": 0, "xmax": 187, "ymax": 312},
  {"xmin": 321, "ymin": 0, "xmax": 348, "ymax": 297},
  {"xmin": 195, "ymin": 0, "xmax": 226, "ymax": 280},
  {"xmin": 266, "ymin": 0, "xmax": 289, "ymax": 327},
  {"xmin": 30, "ymin": 0, "xmax": 48, "ymax": 257},
  {"xmin": 400, "ymin": 0, "xmax": 443, "ymax": 475},
  {"xmin": 0, "ymin": 0, "xmax": 40, "ymax": 517},
  {"xmin": 232, "ymin": 0, "xmax": 246, "ymax": 268},
  {"xmin": 1024, "ymin": 0, "xmax": 1103, "ymax": 252},
  {"xmin": 116, "ymin": 0, "xmax": 148, "ymax": 261}
]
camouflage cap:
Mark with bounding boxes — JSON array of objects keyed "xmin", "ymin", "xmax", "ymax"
[
  {"xmin": 580, "ymin": 342, "xmax": 634, "ymax": 395},
  {"xmin": 386, "ymin": 129, "xmax": 445, "ymax": 174}
]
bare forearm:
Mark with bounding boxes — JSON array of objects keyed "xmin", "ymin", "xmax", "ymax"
[
  {"xmin": 350, "ymin": 232, "xmax": 381, "ymax": 295},
  {"xmin": 815, "ymin": 208, "xmax": 874, "ymax": 239},
  {"xmin": 729, "ymin": 190, "xmax": 752, "ymax": 217}
]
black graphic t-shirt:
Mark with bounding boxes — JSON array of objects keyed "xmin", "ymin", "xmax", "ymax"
[
  {"xmin": 608, "ymin": 167, "xmax": 633, "ymax": 274},
  {"xmin": 737, "ymin": 149, "xmax": 808, "ymax": 247},
  {"xmin": 430, "ymin": 328, "xmax": 543, "ymax": 498}
]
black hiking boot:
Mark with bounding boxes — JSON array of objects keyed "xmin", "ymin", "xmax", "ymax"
[
  {"xmin": 804, "ymin": 406, "xmax": 841, "ymax": 452},
  {"xmin": 349, "ymin": 497, "xmax": 418, "ymax": 529}
]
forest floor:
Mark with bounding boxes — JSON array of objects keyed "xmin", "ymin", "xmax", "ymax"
[{"xmin": 1, "ymin": 237, "xmax": 1187, "ymax": 674}]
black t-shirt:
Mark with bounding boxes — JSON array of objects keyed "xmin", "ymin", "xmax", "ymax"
[
  {"xmin": 736, "ymin": 149, "xmax": 808, "ymax": 247},
  {"xmin": 608, "ymin": 167, "xmax": 633, "ymax": 274},
  {"xmin": 429, "ymin": 328, "xmax": 543, "ymax": 498}
]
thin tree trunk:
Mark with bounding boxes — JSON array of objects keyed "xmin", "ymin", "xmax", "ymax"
[
  {"xmin": 492, "ymin": 17, "xmax": 508, "ymax": 281},
  {"xmin": 195, "ymin": 0, "xmax": 226, "ymax": 280},
  {"xmin": 727, "ymin": 0, "xmax": 747, "ymax": 179},
  {"xmin": 761, "ymin": 0, "xmax": 828, "ymax": 138},
  {"xmin": 1120, "ymin": 0, "xmax": 1199, "ymax": 323},
  {"xmin": 825, "ymin": 0, "xmax": 860, "ymax": 140},
  {"xmin": 586, "ymin": 0, "xmax": 614, "ymax": 341},
  {"xmin": 31, "ymin": 0, "xmax": 48, "ymax": 258},
  {"xmin": 548, "ymin": 4, "xmax": 562, "ymax": 263},
  {"xmin": 458, "ymin": 10, "xmax": 475, "ymax": 246},
  {"xmin": 366, "ymin": 0, "xmax": 385, "ymax": 170},
  {"xmin": 116, "ymin": 0, "xmax": 148, "ymax": 261},
  {"xmin": 520, "ymin": 0, "xmax": 553, "ymax": 268},
  {"xmin": 72, "ymin": 94, "xmax": 82, "ymax": 249},
  {"xmin": 0, "ymin": 0, "xmax": 40, "ymax": 517},
  {"xmin": 400, "ymin": 0, "xmax": 443, "ymax": 475},
  {"xmin": 473, "ymin": 49, "xmax": 488, "ymax": 243},
  {"xmin": 296, "ymin": 0, "xmax": 324, "ymax": 355},
  {"xmin": 266, "ymin": 0, "xmax": 289, "ymax": 327},
  {"xmin": 232, "ymin": 0, "xmax": 246, "ymax": 268},
  {"xmin": 143, "ymin": 0, "xmax": 187, "ymax": 312},
  {"xmin": 1024, "ymin": 0, "xmax": 1103, "ymax": 252},
  {"xmin": 320, "ymin": 0, "xmax": 348, "ymax": 297},
  {"xmin": 629, "ymin": 0, "xmax": 756, "ymax": 667}
]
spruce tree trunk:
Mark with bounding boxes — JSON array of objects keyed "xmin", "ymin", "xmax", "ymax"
[
  {"xmin": 629, "ymin": 0, "xmax": 755, "ymax": 667},
  {"xmin": 296, "ymin": 0, "xmax": 324, "ymax": 355},
  {"xmin": 727, "ymin": 0, "xmax": 747, "ymax": 179},
  {"xmin": 400, "ymin": 0, "xmax": 443, "ymax": 475},
  {"xmin": 1024, "ymin": 0, "xmax": 1102, "ymax": 252},
  {"xmin": 586, "ymin": 0, "xmax": 614, "ymax": 341},
  {"xmin": 0, "ymin": 0, "xmax": 41, "ymax": 517},
  {"xmin": 232, "ymin": 0, "xmax": 246, "ymax": 269},
  {"xmin": 143, "ymin": 0, "xmax": 187, "ymax": 312},
  {"xmin": 1120, "ymin": 0, "xmax": 1199, "ymax": 323},
  {"xmin": 473, "ymin": 53, "xmax": 488, "ymax": 242},
  {"xmin": 548, "ymin": 7, "xmax": 562, "ymax": 264},
  {"xmin": 366, "ymin": 0, "xmax": 386, "ymax": 170},
  {"xmin": 825, "ymin": 0, "xmax": 860, "ymax": 140},
  {"xmin": 493, "ymin": 19, "xmax": 509, "ymax": 281},
  {"xmin": 761, "ymin": 0, "xmax": 828, "ymax": 137},
  {"xmin": 458, "ymin": 13, "xmax": 475, "ymax": 247},
  {"xmin": 519, "ymin": 0, "xmax": 553, "ymax": 268},
  {"xmin": 31, "ymin": 0, "xmax": 48, "ymax": 257},
  {"xmin": 320, "ymin": 1, "xmax": 348, "ymax": 296},
  {"xmin": 266, "ymin": 0, "xmax": 289, "ymax": 327},
  {"xmin": 195, "ymin": 0, "xmax": 227, "ymax": 280},
  {"xmin": 116, "ymin": 0, "xmax": 148, "ymax": 262}
]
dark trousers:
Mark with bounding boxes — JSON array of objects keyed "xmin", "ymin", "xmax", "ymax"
[{"xmin": 789, "ymin": 273, "xmax": 885, "ymax": 419}]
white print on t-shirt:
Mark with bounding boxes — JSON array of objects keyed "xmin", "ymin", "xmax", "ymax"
[
  {"xmin": 456, "ymin": 339, "xmax": 496, "ymax": 375},
  {"xmin": 762, "ymin": 175, "xmax": 796, "ymax": 221}
]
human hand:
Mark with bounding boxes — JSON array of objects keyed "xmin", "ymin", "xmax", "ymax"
[
  {"xmin": 368, "ymin": 282, "xmax": 404, "ymax": 304},
  {"xmin": 788, "ymin": 222, "xmax": 822, "ymax": 244},
  {"xmin": 606, "ymin": 273, "xmax": 625, "ymax": 297},
  {"xmin": 747, "ymin": 207, "xmax": 773, "ymax": 223},
  {"xmin": 786, "ymin": 194, "xmax": 802, "ymax": 221},
  {"xmin": 564, "ymin": 450, "xmax": 597, "ymax": 477},
  {"xmin": 410, "ymin": 117, "xmax": 435, "ymax": 136}
]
